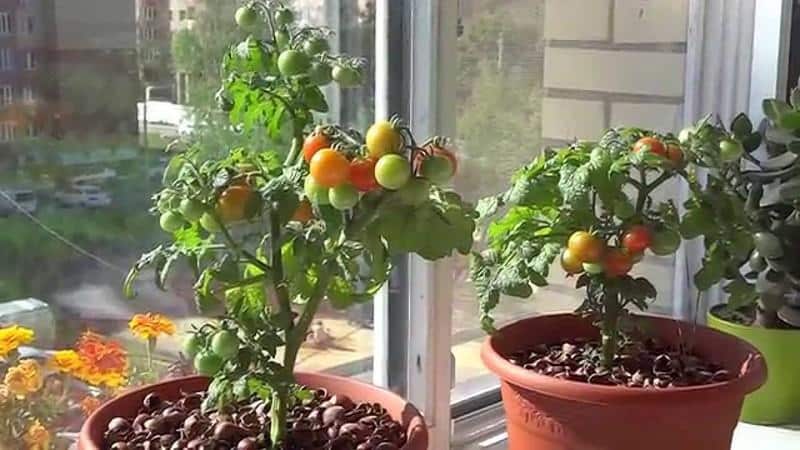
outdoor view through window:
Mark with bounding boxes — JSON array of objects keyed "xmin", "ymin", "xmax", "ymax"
[
  {"xmin": 0, "ymin": 0, "xmax": 375, "ymax": 416},
  {"xmin": 449, "ymin": 0, "xmax": 690, "ymax": 393}
]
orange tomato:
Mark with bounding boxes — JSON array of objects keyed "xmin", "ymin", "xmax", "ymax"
[
  {"xmin": 302, "ymin": 133, "xmax": 331, "ymax": 163},
  {"xmin": 292, "ymin": 199, "xmax": 314, "ymax": 223},
  {"xmin": 218, "ymin": 184, "xmax": 254, "ymax": 222},
  {"xmin": 633, "ymin": 137, "xmax": 667, "ymax": 157},
  {"xmin": 567, "ymin": 231, "xmax": 605, "ymax": 263},
  {"xmin": 349, "ymin": 157, "xmax": 379, "ymax": 192},
  {"xmin": 560, "ymin": 249, "xmax": 584, "ymax": 274},
  {"xmin": 666, "ymin": 144, "xmax": 685, "ymax": 168},
  {"xmin": 309, "ymin": 148, "xmax": 350, "ymax": 188}
]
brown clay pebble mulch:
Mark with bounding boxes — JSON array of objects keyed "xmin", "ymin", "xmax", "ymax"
[
  {"xmin": 507, "ymin": 338, "xmax": 732, "ymax": 388},
  {"xmin": 104, "ymin": 388, "xmax": 406, "ymax": 450}
]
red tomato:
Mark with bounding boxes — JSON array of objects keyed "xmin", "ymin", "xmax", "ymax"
[
  {"xmin": 633, "ymin": 137, "xmax": 667, "ymax": 157},
  {"xmin": 218, "ymin": 184, "xmax": 254, "ymax": 222},
  {"xmin": 292, "ymin": 199, "xmax": 313, "ymax": 223},
  {"xmin": 622, "ymin": 225, "xmax": 654, "ymax": 253},
  {"xmin": 413, "ymin": 146, "xmax": 458, "ymax": 175},
  {"xmin": 349, "ymin": 157, "xmax": 379, "ymax": 192},
  {"xmin": 309, "ymin": 148, "xmax": 350, "ymax": 188},
  {"xmin": 603, "ymin": 249, "xmax": 633, "ymax": 277},
  {"xmin": 666, "ymin": 144, "xmax": 685, "ymax": 168},
  {"xmin": 302, "ymin": 133, "xmax": 331, "ymax": 163}
]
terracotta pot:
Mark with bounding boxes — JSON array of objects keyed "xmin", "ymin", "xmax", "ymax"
[
  {"xmin": 78, "ymin": 372, "xmax": 428, "ymax": 450},
  {"xmin": 481, "ymin": 314, "xmax": 766, "ymax": 450}
]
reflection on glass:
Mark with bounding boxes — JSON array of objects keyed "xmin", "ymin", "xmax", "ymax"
[
  {"xmin": 0, "ymin": 0, "xmax": 375, "ymax": 440},
  {"xmin": 450, "ymin": 0, "xmax": 689, "ymax": 392}
]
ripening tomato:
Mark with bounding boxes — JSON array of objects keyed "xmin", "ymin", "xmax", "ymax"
[
  {"xmin": 310, "ymin": 148, "xmax": 350, "ymax": 188},
  {"xmin": 567, "ymin": 231, "xmax": 604, "ymax": 263},
  {"xmin": 349, "ymin": 158, "xmax": 379, "ymax": 192},
  {"xmin": 217, "ymin": 184, "xmax": 254, "ymax": 222},
  {"xmin": 374, "ymin": 154, "xmax": 411, "ymax": 190},
  {"xmin": 235, "ymin": 5, "xmax": 259, "ymax": 29},
  {"xmin": 719, "ymin": 138, "xmax": 744, "ymax": 163},
  {"xmin": 414, "ymin": 146, "xmax": 458, "ymax": 175},
  {"xmin": 160, "ymin": 211, "xmax": 186, "ymax": 233},
  {"xmin": 182, "ymin": 334, "xmax": 203, "ymax": 359},
  {"xmin": 278, "ymin": 50, "xmax": 310, "ymax": 77},
  {"xmin": 420, "ymin": 155, "xmax": 454, "ymax": 185},
  {"xmin": 302, "ymin": 133, "xmax": 331, "ymax": 163},
  {"xmin": 194, "ymin": 351, "xmax": 223, "ymax": 376},
  {"xmin": 292, "ymin": 200, "xmax": 314, "ymax": 223},
  {"xmin": 366, "ymin": 121, "xmax": 402, "ymax": 158},
  {"xmin": 633, "ymin": 136, "xmax": 667, "ymax": 157},
  {"xmin": 329, "ymin": 184, "xmax": 360, "ymax": 210},
  {"xmin": 622, "ymin": 225, "xmax": 653, "ymax": 253},
  {"xmin": 666, "ymin": 144, "xmax": 685, "ymax": 168},
  {"xmin": 560, "ymin": 249, "xmax": 584, "ymax": 274},
  {"xmin": 603, "ymin": 249, "xmax": 633, "ymax": 277}
]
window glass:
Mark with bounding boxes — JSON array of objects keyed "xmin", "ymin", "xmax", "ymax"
[
  {"xmin": 0, "ymin": 0, "xmax": 375, "ymax": 442},
  {"xmin": 449, "ymin": 0, "xmax": 690, "ymax": 395}
]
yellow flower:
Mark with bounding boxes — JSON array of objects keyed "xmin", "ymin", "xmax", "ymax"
[
  {"xmin": 0, "ymin": 384, "xmax": 9, "ymax": 404},
  {"xmin": 4, "ymin": 359, "xmax": 43, "ymax": 397},
  {"xmin": 0, "ymin": 325, "xmax": 34, "ymax": 358},
  {"xmin": 128, "ymin": 313, "xmax": 176, "ymax": 341},
  {"xmin": 23, "ymin": 420, "xmax": 50, "ymax": 450},
  {"xmin": 80, "ymin": 395, "xmax": 102, "ymax": 417},
  {"xmin": 49, "ymin": 350, "xmax": 83, "ymax": 375}
]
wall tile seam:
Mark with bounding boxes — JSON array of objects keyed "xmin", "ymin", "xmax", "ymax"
[
  {"xmin": 543, "ymin": 88, "xmax": 684, "ymax": 105},
  {"xmin": 546, "ymin": 40, "xmax": 687, "ymax": 53}
]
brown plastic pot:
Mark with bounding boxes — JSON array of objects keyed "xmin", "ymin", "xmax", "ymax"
[
  {"xmin": 78, "ymin": 372, "xmax": 428, "ymax": 450},
  {"xmin": 481, "ymin": 314, "xmax": 767, "ymax": 450}
]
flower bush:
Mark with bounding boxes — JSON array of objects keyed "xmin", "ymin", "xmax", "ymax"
[{"xmin": 0, "ymin": 312, "xmax": 178, "ymax": 449}]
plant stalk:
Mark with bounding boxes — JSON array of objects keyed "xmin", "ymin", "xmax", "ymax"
[
  {"xmin": 269, "ymin": 387, "xmax": 288, "ymax": 448},
  {"xmin": 601, "ymin": 287, "xmax": 621, "ymax": 368}
]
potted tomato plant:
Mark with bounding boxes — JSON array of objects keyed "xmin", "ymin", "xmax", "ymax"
[
  {"xmin": 78, "ymin": 2, "xmax": 474, "ymax": 449},
  {"xmin": 681, "ymin": 93, "xmax": 800, "ymax": 424},
  {"xmin": 473, "ymin": 128, "xmax": 766, "ymax": 450}
]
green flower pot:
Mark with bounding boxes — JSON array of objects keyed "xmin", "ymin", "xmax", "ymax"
[{"xmin": 708, "ymin": 306, "xmax": 800, "ymax": 425}]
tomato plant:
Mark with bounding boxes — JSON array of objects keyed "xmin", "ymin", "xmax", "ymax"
[
  {"xmin": 419, "ymin": 155, "xmax": 454, "ymax": 184},
  {"xmin": 332, "ymin": 65, "xmax": 361, "ymax": 87},
  {"xmin": 567, "ymin": 231, "xmax": 604, "ymax": 263},
  {"xmin": 666, "ymin": 144, "xmax": 685, "ymax": 168},
  {"xmin": 603, "ymin": 249, "xmax": 633, "ymax": 277},
  {"xmin": 211, "ymin": 330, "xmax": 240, "ymax": 359},
  {"xmin": 292, "ymin": 200, "xmax": 313, "ymax": 223},
  {"xmin": 349, "ymin": 158, "xmax": 379, "ymax": 192},
  {"xmin": 302, "ymin": 132, "xmax": 331, "ymax": 163},
  {"xmin": 308, "ymin": 61, "xmax": 332, "ymax": 86},
  {"xmin": 374, "ymin": 154, "xmax": 411, "ymax": 190},
  {"xmin": 218, "ymin": 184, "xmax": 253, "ymax": 222},
  {"xmin": 310, "ymin": 148, "xmax": 350, "ymax": 188},
  {"xmin": 194, "ymin": 351, "xmax": 223, "ymax": 377},
  {"xmin": 329, "ymin": 184, "xmax": 359, "ymax": 210},
  {"xmin": 182, "ymin": 334, "xmax": 203, "ymax": 359},
  {"xmin": 159, "ymin": 211, "xmax": 185, "ymax": 233},
  {"xmin": 650, "ymin": 229, "xmax": 681, "ymax": 256},
  {"xmin": 366, "ymin": 121, "xmax": 402, "ymax": 158},
  {"xmin": 560, "ymin": 249, "xmax": 584, "ymax": 274},
  {"xmin": 278, "ymin": 50, "xmax": 310, "ymax": 76},
  {"xmin": 235, "ymin": 5, "xmax": 259, "ymax": 29},
  {"xmin": 179, "ymin": 198, "xmax": 205, "ymax": 222},
  {"xmin": 303, "ymin": 36, "xmax": 329, "ymax": 55},
  {"xmin": 622, "ymin": 225, "xmax": 653, "ymax": 253}
]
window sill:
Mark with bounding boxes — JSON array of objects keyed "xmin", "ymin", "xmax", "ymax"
[{"xmin": 732, "ymin": 423, "xmax": 800, "ymax": 450}]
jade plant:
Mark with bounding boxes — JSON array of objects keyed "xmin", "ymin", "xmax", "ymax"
[
  {"xmin": 681, "ymin": 92, "xmax": 800, "ymax": 329},
  {"xmin": 124, "ymin": 1, "xmax": 475, "ymax": 447},
  {"xmin": 472, "ymin": 129, "xmax": 688, "ymax": 367}
]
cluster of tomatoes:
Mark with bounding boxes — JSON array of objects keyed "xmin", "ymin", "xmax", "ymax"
[
  {"xmin": 632, "ymin": 136, "xmax": 685, "ymax": 168},
  {"xmin": 183, "ymin": 329, "xmax": 241, "ymax": 377},
  {"xmin": 560, "ymin": 224, "xmax": 681, "ymax": 278},
  {"xmin": 301, "ymin": 120, "xmax": 457, "ymax": 214}
]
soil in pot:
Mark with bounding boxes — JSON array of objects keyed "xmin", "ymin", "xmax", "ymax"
[
  {"xmin": 102, "ymin": 387, "xmax": 408, "ymax": 450},
  {"xmin": 507, "ymin": 337, "xmax": 732, "ymax": 388},
  {"xmin": 709, "ymin": 304, "xmax": 800, "ymax": 425}
]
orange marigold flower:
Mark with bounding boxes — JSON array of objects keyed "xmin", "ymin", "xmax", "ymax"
[
  {"xmin": 128, "ymin": 313, "xmax": 176, "ymax": 341},
  {"xmin": 0, "ymin": 384, "xmax": 9, "ymax": 404},
  {"xmin": 4, "ymin": 359, "xmax": 43, "ymax": 397},
  {"xmin": 49, "ymin": 349, "xmax": 83, "ymax": 374},
  {"xmin": 74, "ymin": 331, "xmax": 128, "ymax": 388},
  {"xmin": 80, "ymin": 395, "xmax": 102, "ymax": 417},
  {"xmin": 23, "ymin": 420, "xmax": 50, "ymax": 450},
  {"xmin": 0, "ymin": 325, "xmax": 34, "ymax": 358}
]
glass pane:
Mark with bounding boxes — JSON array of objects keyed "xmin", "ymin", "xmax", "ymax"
[
  {"xmin": 450, "ymin": 0, "xmax": 690, "ymax": 396},
  {"xmin": 0, "ymin": 0, "xmax": 374, "ymax": 442}
]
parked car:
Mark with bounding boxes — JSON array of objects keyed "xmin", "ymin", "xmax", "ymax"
[
  {"xmin": 0, "ymin": 188, "xmax": 38, "ymax": 216},
  {"xmin": 71, "ymin": 168, "xmax": 117, "ymax": 186},
  {"xmin": 54, "ymin": 185, "xmax": 111, "ymax": 208}
]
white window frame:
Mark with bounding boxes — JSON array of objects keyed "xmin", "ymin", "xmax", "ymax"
[
  {"xmin": 26, "ymin": 122, "xmax": 36, "ymax": 138},
  {"xmin": 22, "ymin": 85, "xmax": 33, "ymax": 104},
  {"xmin": 0, "ymin": 85, "xmax": 12, "ymax": 106},
  {"xmin": 144, "ymin": 6, "xmax": 157, "ymax": 21},
  {"xmin": 0, "ymin": 121, "xmax": 15, "ymax": 141},
  {"xmin": 0, "ymin": 48, "xmax": 11, "ymax": 71},
  {"xmin": 0, "ymin": 12, "xmax": 11, "ymax": 34},
  {"xmin": 143, "ymin": 27, "xmax": 156, "ymax": 41},
  {"xmin": 24, "ymin": 51, "xmax": 35, "ymax": 70},
  {"xmin": 25, "ymin": 16, "xmax": 34, "ymax": 34}
]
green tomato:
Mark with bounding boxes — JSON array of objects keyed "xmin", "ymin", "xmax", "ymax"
[
  {"xmin": 613, "ymin": 197, "xmax": 635, "ymax": 220},
  {"xmin": 303, "ymin": 37, "xmax": 329, "ymax": 55},
  {"xmin": 160, "ymin": 211, "xmax": 185, "ymax": 233},
  {"xmin": 375, "ymin": 154, "xmax": 411, "ymax": 190},
  {"xmin": 754, "ymin": 231, "xmax": 784, "ymax": 259},
  {"xmin": 420, "ymin": 156, "xmax": 453, "ymax": 185},
  {"xmin": 678, "ymin": 127, "xmax": 694, "ymax": 144},
  {"xmin": 332, "ymin": 65, "xmax": 361, "ymax": 87},
  {"xmin": 182, "ymin": 334, "xmax": 203, "ymax": 359},
  {"xmin": 582, "ymin": 262, "xmax": 604, "ymax": 274},
  {"xmin": 156, "ymin": 195, "xmax": 172, "ymax": 213},
  {"xmin": 397, "ymin": 178, "xmax": 430, "ymax": 206},
  {"xmin": 234, "ymin": 5, "xmax": 259, "ymax": 29},
  {"xmin": 274, "ymin": 8, "xmax": 294, "ymax": 26},
  {"xmin": 308, "ymin": 61, "xmax": 333, "ymax": 86},
  {"xmin": 749, "ymin": 250, "xmax": 768, "ymax": 272},
  {"xmin": 328, "ymin": 184, "xmax": 359, "ymax": 210},
  {"xmin": 650, "ymin": 229, "xmax": 681, "ymax": 256},
  {"xmin": 304, "ymin": 176, "xmax": 331, "ymax": 205},
  {"xmin": 211, "ymin": 330, "xmax": 240, "ymax": 359},
  {"xmin": 199, "ymin": 213, "xmax": 222, "ymax": 233},
  {"xmin": 194, "ymin": 351, "xmax": 223, "ymax": 376},
  {"xmin": 179, "ymin": 199, "xmax": 205, "ymax": 222},
  {"xmin": 719, "ymin": 138, "xmax": 744, "ymax": 163},
  {"xmin": 277, "ymin": 50, "xmax": 310, "ymax": 77},
  {"xmin": 275, "ymin": 30, "xmax": 290, "ymax": 48}
]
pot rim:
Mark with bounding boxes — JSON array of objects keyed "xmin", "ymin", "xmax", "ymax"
[
  {"xmin": 79, "ymin": 371, "xmax": 427, "ymax": 450},
  {"xmin": 481, "ymin": 313, "xmax": 767, "ymax": 405},
  {"xmin": 709, "ymin": 304, "xmax": 800, "ymax": 335}
]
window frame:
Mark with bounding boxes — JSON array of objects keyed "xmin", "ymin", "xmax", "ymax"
[{"xmin": 0, "ymin": 12, "xmax": 11, "ymax": 35}]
